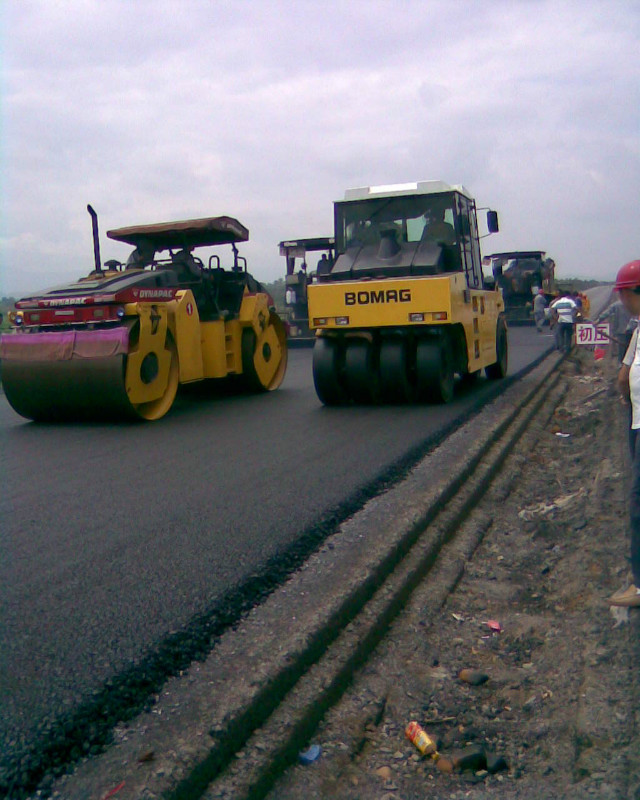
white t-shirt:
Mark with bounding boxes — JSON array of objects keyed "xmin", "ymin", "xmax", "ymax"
[
  {"xmin": 550, "ymin": 297, "xmax": 577, "ymax": 323},
  {"xmin": 623, "ymin": 328, "xmax": 640, "ymax": 429}
]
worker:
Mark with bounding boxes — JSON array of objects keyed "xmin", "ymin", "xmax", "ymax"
[
  {"xmin": 579, "ymin": 292, "xmax": 591, "ymax": 317},
  {"xmin": 125, "ymin": 241, "xmax": 155, "ymax": 269},
  {"xmin": 533, "ymin": 290, "xmax": 547, "ymax": 333},
  {"xmin": 549, "ymin": 293, "xmax": 578, "ymax": 353},
  {"xmin": 346, "ymin": 219, "xmax": 376, "ymax": 248},
  {"xmin": 597, "ymin": 299, "xmax": 633, "ymax": 362},
  {"xmin": 317, "ymin": 254, "xmax": 331, "ymax": 276},
  {"xmin": 609, "ymin": 259, "xmax": 640, "ymax": 607},
  {"xmin": 423, "ymin": 202, "xmax": 456, "ymax": 246}
]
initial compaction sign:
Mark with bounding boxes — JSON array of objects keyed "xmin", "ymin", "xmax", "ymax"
[{"xmin": 575, "ymin": 322, "xmax": 610, "ymax": 346}]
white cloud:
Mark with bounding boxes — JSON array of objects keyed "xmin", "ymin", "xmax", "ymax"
[{"xmin": 1, "ymin": 0, "xmax": 638, "ymax": 296}]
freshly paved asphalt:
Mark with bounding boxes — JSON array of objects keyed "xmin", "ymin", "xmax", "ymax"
[{"xmin": 0, "ymin": 325, "xmax": 577, "ymax": 765}]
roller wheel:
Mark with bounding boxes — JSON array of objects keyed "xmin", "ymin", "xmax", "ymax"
[
  {"xmin": 130, "ymin": 334, "xmax": 180, "ymax": 421},
  {"xmin": 379, "ymin": 338, "xmax": 415, "ymax": 403},
  {"xmin": 1, "ymin": 355, "xmax": 132, "ymax": 422},
  {"xmin": 312, "ymin": 337, "xmax": 347, "ymax": 405},
  {"xmin": 344, "ymin": 338, "xmax": 379, "ymax": 403},
  {"xmin": 1, "ymin": 325, "xmax": 179, "ymax": 422},
  {"xmin": 485, "ymin": 316, "xmax": 508, "ymax": 379},
  {"xmin": 416, "ymin": 337, "xmax": 454, "ymax": 403},
  {"xmin": 241, "ymin": 312, "xmax": 288, "ymax": 392}
]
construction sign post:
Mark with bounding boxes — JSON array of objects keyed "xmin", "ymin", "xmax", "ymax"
[{"xmin": 576, "ymin": 322, "xmax": 609, "ymax": 346}]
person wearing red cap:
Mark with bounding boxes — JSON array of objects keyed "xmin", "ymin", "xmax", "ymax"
[{"xmin": 610, "ymin": 259, "xmax": 640, "ymax": 607}]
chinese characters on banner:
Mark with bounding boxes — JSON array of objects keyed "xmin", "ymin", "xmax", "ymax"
[{"xmin": 575, "ymin": 322, "xmax": 609, "ymax": 346}]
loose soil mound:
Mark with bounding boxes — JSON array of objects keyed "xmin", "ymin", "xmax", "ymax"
[{"xmin": 271, "ymin": 349, "xmax": 640, "ymax": 800}]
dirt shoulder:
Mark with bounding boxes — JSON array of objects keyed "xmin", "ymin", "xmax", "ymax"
[{"xmin": 269, "ymin": 349, "xmax": 640, "ymax": 800}]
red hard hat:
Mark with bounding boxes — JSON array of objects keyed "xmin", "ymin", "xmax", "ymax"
[{"xmin": 615, "ymin": 260, "xmax": 640, "ymax": 290}]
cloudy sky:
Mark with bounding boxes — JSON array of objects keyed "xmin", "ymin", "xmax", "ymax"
[{"xmin": 1, "ymin": 0, "xmax": 638, "ymax": 297}]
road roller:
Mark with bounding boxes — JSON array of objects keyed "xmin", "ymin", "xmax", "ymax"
[
  {"xmin": 279, "ymin": 236, "xmax": 335, "ymax": 341},
  {"xmin": 307, "ymin": 181, "xmax": 507, "ymax": 404},
  {"xmin": 0, "ymin": 208, "xmax": 287, "ymax": 421}
]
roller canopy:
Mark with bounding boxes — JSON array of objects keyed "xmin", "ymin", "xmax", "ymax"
[
  {"xmin": 487, "ymin": 251, "xmax": 546, "ymax": 260},
  {"xmin": 279, "ymin": 237, "xmax": 335, "ymax": 253},
  {"xmin": 107, "ymin": 216, "xmax": 249, "ymax": 249}
]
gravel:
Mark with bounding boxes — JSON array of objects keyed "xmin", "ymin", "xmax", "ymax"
[{"xmin": 268, "ymin": 348, "xmax": 640, "ymax": 800}]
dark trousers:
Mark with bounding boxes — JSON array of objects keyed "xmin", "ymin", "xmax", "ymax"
[
  {"xmin": 558, "ymin": 322, "xmax": 573, "ymax": 353},
  {"xmin": 628, "ymin": 428, "xmax": 640, "ymax": 586}
]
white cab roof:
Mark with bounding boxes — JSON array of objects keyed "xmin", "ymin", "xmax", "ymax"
[{"xmin": 342, "ymin": 180, "xmax": 472, "ymax": 202}]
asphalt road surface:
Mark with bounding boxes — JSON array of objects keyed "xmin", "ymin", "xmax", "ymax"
[
  {"xmin": 584, "ymin": 284, "xmax": 615, "ymax": 319},
  {"xmin": 0, "ymin": 325, "xmax": 577, "ymax": 773}
]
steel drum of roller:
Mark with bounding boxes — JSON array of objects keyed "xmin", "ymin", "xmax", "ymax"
[
  {"xmin": 2, "ymin": 354, "xmax": 132, "ymax": 421},
  {"xmin": 1, "ymin": 325, "xmax": 179, "ymax": 421}
]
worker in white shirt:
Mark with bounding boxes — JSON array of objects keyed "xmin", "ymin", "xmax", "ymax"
[
  {"xmin": 611, "ymin": 259, "xmax": 640, "ymax": 607},
  {"xmin": 549, "ymin": 294, "xmax": 578, "ymax": 353}
]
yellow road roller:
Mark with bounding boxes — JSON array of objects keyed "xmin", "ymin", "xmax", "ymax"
[
  {"xmin": 0, "ymin": 208, "xmax": 287, "ymax": 421},
  {"xmin": 307, "ymin": 181, "xmax": 507, "ymax": 404}
]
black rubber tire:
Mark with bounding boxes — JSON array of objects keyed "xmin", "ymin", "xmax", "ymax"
[
  {"xmin": 240, "ymin": 328, "xmax": 263, "ymax": 392},
  {"xmin": 312, "ymin": 337, "xmax": 347, "ymax": 405},
  {"xmin": 344, "ymin": 338, "xmax": 379, "ymax": 403},
  {"xmin": 416, "ymin": 337, "xmax": 454, "ymax": 403},
  {"xmin": 461, "ymin": 369, "xmax": 481, "ymax": 385},
  {"xmin": 379, "ymin": 338, "xmax": 415, "ymax": 403},
  {"xmin": 485, "ymin": 317, "xmax": 508, "ymax": 379}
]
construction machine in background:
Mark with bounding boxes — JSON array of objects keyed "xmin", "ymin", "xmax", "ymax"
[
  {"xmin": 307, "ymin": 180, "xmax": 507, "ymax": 405},
  {"xmin": 0, "ymin": 208, "xmax": 287, "ymax": 421},
  {"xmin": 279, "ymin": 237, "xmax": 334, "ymax": 342},
  {"xmin": 486, "ymin": 250, "xmax": 557, "ymax": 324}
]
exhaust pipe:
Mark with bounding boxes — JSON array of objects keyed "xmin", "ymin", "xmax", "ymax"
[{"xmin": 87, "ymin": 204, "xmax": 102, "ymax": 273}]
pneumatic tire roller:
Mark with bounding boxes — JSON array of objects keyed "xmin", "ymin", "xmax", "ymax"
[{"xmin": 307, "ymin": 181, "xmax": 508, "ymax": 405}]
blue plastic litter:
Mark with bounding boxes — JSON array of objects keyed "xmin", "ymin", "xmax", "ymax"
[{"xmin": 298, "ymin": 743, "xmax": 322, "ymax": 764}]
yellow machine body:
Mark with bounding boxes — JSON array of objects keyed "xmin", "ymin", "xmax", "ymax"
[
  {"xmin": 0, "ymin": 214, "xmax": 287, "ymax": 422},
  {"xmin": 159, "ymin": 288, "xmax": 285, "ymax": 384},
  {"xmin": 308, "ymin": 274, "xmax": 503, "ymax": 374}
]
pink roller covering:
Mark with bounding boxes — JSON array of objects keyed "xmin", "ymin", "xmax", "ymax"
[{"xmin": 0, "ymin": 328, "xmax": 129, "ymax": 361}]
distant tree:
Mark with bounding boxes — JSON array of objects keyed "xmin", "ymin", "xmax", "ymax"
[
  {"xmin": 261, "ymin": 278, "xmax": 286, "ymax": 313},
  {"xmin": 556, "ymin": 278, "xmax": 612, "ymax": 292},
  {"xmin": 0, "ymin": 297, "xmax": 16, "ymax": 329}
]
